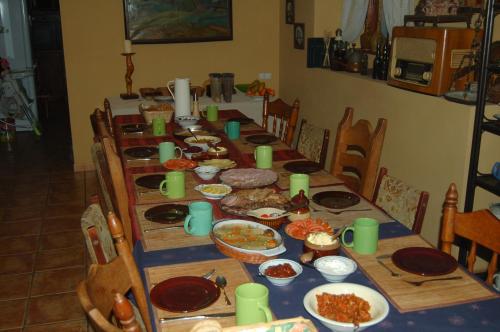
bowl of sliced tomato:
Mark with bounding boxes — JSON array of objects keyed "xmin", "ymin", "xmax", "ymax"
[{"xmin": 163, "ymin": 158, "xmax": 198, "ymax": 171}]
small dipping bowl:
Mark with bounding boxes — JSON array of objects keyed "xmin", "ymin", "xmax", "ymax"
[
  {"xmin": 258, "ymin": 259, "xmax": 303, "ymax": 287},
  {"xmin": 313, "ymin": 256, "xmax": 357, "ymax": 282},
  {"xmin": 183, "ymin": 146, "xmax": 203, "ymax": 159},
  {"xmin": 301, "ymin": 231, "xmax": 340, "ymax": 263},
  {"xmin": 194, "ymin": 165, "xmax": 220, "ymax": 181},
  {"xmin": 207, "ymin": 146, "xmax": 229, "ymax": 159}
]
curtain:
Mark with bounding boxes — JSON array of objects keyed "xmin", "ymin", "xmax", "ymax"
[
  {"xmin": 383, "ymin": 0, "xmax": 415, "ymax": 39},
  {"xmin": 341, "ymin": 0, "xmax": 370, "ymax": 42}
]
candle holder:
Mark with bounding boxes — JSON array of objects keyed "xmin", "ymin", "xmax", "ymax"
[{"xmin": 120, "ymin": 52, "xmax": 139, "ymax": 100}]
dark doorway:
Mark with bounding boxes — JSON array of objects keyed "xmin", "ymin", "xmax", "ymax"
[{"xmin": 28, "ymin": 0, "xmax": 73, "ymax": 162}]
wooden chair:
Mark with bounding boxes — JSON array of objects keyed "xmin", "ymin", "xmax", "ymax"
[
  {"xmin": 81, "ymin": 203, "xmax": 117, "ymax": 264},
  {"xmin": 101, "ymin": 137, "xmax": 134, "ymax": 249},
  {"xmin": 441, "ymin": 183, "xmax": 500, "ymax": 286},
  {"xmin": 372, "ymin": 167, "xmax": 429, "ymax": 234},
  {"xmin": 262, "ymin": 93, "xmax": 299, "ymax": 146},
  {"xmin": 103, "ymin": 98, "xmax": 114, "ymax": 137},
  {"xmin": 77, "ymin": 212, "xmax": 152, "ymax": 332},
  {"xmin": 91, "ymin": 142, "xmax": 115, "ymax": 216},
  {"xmin": 330, "ymin": 107, "xmax": 387, "ymax": 199},
  {"xmin": 295, "ymin": 119, "xmax": 330, "ymax": 169}
]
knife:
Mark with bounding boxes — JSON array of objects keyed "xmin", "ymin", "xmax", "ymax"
[
  {"xmin": 144, "ymin": 225, "xmax": 183, "ymax": 233},
  {"xmin": 159, "ymin": 312, "xmax": 235, "ymax": 324}
]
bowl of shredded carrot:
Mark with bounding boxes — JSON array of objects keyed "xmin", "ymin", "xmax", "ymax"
[{"xmin": 303, "ymin": 283, "xmax": 389, "ymax": 332}]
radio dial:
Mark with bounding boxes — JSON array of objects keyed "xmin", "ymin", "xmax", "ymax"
[
  {"xmin": 422, "ymin": 71, "xmax": 432, "ymax": 81},
  {"xmin": 394, "ymin": 67, "xmax": 402, "ymax": 77}
]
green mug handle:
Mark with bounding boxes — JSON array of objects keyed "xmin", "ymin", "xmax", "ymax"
[
  {"xmin": 224, "ymin": 122, "xmax": 228, "ymax": 134},
  {"xmin": 184, "ymin": 215, "xmax": 193, "ymax": 234},
  {"xmin": 200, "ymin": 109, "xmax": 207, "ymax": 118},
  {"xmin": 159, "ymin": 179, "xmax": 168, "ymax": 196},
  {"xmin": 341, "ymin": 226, "xmax": 355, "ymax": 248},
  {"xmin": 258, "ymin": 304, "xmax": 272, "ymax": 322},
  {"xmin": 254, "ymin": 149, "xmax": 257, "ymax": 161}
]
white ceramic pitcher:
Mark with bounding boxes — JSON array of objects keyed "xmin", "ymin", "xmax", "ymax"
[{"xmin": 167, "ymin": 78, "xmax": 191, "ymax": 117}]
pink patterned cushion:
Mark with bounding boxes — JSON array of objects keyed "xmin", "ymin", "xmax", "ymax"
[
  {"xmin": 375, "ymin": 174, "xmax": 422, "ymax": 231},
  {"xmin": 297, "ymin": 122, "xmax": 327, "ymax": 164}
]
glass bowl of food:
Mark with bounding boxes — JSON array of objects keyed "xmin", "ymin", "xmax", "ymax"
[{"xmin": 258, "ymin": 259, "xmax": 303, "ymax": 287}]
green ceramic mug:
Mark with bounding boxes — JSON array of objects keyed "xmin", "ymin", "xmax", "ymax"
[
  {"xmin": 224, "ymin": 121, "xmax": 240, "ymax": 140},
  {"xmin": 159, "ymin": 142, "xmax": 183, "ymax": 164},
  {"xmin": 341, "ymin": 218, "xmax": 379, "ymax": 254},
  {"xmin": 235, "ymin": 283, "xmax": 272, "ymax": 326},
  {"xmin": 254, "ymin": 145, "xmax": 273, "ymax": 169},
  {"xmin": 159, "ymin": 171, "xmax": 185, "ymax": 199},
  {"xmin": 202, "ymin": 105, "xmax": 218, "ymax": 122},
  {"xmin": 184, "ymin": 201, "xmax": 213, "ymax": 236},
  {"xmin": 289, "ymin": 173, "xmax": 310, "ymax": 198},
  {"xmin": 152, "ymin": 117, "xmax": 166, "ymax": 136}
]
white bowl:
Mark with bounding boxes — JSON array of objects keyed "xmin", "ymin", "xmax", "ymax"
[
  {"xmin": 194, "ymin": 166, "xmax": 220, "ymax": 180},
  {"xmin": 195, "ymin": 184, "xmax": 232, "ymax": 200},
  {"xmin": 314, "ymin": 256, "xmax": 357, "ymax": 283},
  {"xmin": 303, "ymin": 283, "xmax": 390, "ymax": 332},
  {"xmin": 247, "ymin": 207, "xmax": 287, "ymax": 220},
  {"xmin": 184, "ymin": 135, "xmax": 221, "ymax": 152},
  {"xmin": 258, "ymin": 259, "xmax": 303, "ymax": 286},
  {"xmin": 175, "ymin": 116, "xmax": 199, "ymax": 128}
]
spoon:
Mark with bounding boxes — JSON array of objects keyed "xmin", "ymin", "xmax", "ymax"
[
  {"xmin": 188, "ymin": 128, "xmax": 199, "ymax": 142},
  {"xmin": 215, "ymin": 276, "xmax": 231, "ymax": 305}
]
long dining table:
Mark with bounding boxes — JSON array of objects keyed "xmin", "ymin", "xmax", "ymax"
[{"xmin": 113, "ymin": 110, "xmax": 499, "ymax": 332}]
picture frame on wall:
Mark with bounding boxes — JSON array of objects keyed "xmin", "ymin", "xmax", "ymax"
[
  {"xmin": 286, "ymin": 0, "xmax": 294, "ymax": 24},
  {"xmin": 294, "ymin": 23, "xmax": 305, "ymax": 49},
  {"xmin": 123, "ymin": 0, "xmax": 233, "ymax": 44}
]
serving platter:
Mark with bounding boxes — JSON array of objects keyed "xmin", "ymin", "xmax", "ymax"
[
  {"xmin": 220, "ymin": 188, "xmax": 290, "ymax": 216},
  {"xmin": 220, "ymin": 168, "xmax": 278, "ymax": 188},
  {"xmin": 150, "ymin": 276, "xmax": 220, "ymax": 312},
  {"xmin": 212, "ymin": 219, "xmax": 285, "ymax": 257},
  {"xmin": 312, "ymin": 191, "xmax": 360, "ymax": 209}
]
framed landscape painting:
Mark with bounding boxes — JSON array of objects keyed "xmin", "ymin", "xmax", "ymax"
[{"xmin": 123, "ymin": 0, "xmax": 233, "ymax": 44}]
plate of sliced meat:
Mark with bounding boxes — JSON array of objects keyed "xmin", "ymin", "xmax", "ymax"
[
  {"xmin": 285, "ymin": 218, "xmax": 333, "ymax": 240},
  {"xmin": 220, "ymin": 168, "xmax": 278, "ymax": 188},
  {"xmin": 220, "ymin": 188, "xmax": 291, "ymax": 216}
]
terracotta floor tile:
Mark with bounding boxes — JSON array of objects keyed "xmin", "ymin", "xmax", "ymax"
[
  {"xmin": 24, "ymin": 320, "xmax": 87, "ymax": 332},
  {"xmin": 41, "ymin": 216, "xmax": 81, "ymax": 233},
  {"xmin": 0, "ymin": 299, "xmax": 26, "ymax": 329},
  {"xmin": 26, "ymin": 293, "xmax": 85, "ymax": 325},
  {"xmin": 31, "ymin": 267, "xmax": 84, "ymax": 296},
  {"xmin": 38, "ymin": 231, "xmax": 83, "ymax": 251},
  {"xmin": 0, "ymin": 235, "xmax": 39, "ymax": 255},
  {"xmin": 34, "ymin": 247, "xmax": 84, "ymax": 271},
  {"xmin": 1, "ymin": 207, "xmax": 44, "ymax": 222},
  {"xmin": 8, "ymin": 194, "xmax": 47, "ymax": 208},
  {"xmin": 0, "ymin": 254, "xmax": 34, "ymax": 275},
  {"xmin": 0, "ymin": 221, "xmax": 41, "ymax": 237},
  {"xmin": 47, "ymin": 190, "xmax": 85, "ymax": 206},
  {"xmin": 0, "ymin": 273, "xmax": 31, "ymax": 300},
  {"xmin": 43, "ymin": 204, "xmax": 85, "ymax": 219}
]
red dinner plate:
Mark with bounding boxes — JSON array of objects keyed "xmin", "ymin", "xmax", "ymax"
[
  {"xmin": 391, "ymin": 247, "xmax": 458, "ymax": 276},
  {"xmin": 150, "ymin": 276, "xmax": 220, "ymax": 312}
]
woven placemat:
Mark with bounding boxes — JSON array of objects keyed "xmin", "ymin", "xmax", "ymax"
[
  {"xmin": 344, "ymin": 235, "xmax": 498, "ymax": 313},
  {"xmin": 230, "ymin": 134, "xmax": 290, "ymax": 154},
  {"xmin": 269, "ymin": 160, "xmax": 343, "ymax": 190},
  {"xmin": 284, "ymin": 185, "xmax": 393, "ymax": 229},
  {"xmin": 133, "ymin": 172, "xmax": 204, "ymax": 205},
  {"xmin": 144, "ymin": 258, "xmax": 254, "ymax": 332}
]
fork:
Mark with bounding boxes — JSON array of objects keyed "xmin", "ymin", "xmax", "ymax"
[{"xmin": 402, "ymin": 276, "xmax": 463, "ymax": 286}]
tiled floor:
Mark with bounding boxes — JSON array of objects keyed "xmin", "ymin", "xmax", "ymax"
[{"xmin": 0, "ymin": 132, "xmax": 94, "ymax": 331}]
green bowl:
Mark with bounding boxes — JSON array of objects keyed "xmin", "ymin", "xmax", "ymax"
[{"xmin": 235, "ymin": 84, "xmax": 249, "ymax": 93}]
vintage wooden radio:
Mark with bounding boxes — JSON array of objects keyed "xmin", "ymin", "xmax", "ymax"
[{"xmin": 388, "ymin": 27, "xmax": 480, "ymax": 96}]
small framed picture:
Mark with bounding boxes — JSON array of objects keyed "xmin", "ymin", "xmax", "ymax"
[
  {"xmin": 294, "ymin": 23, "xmax": 305, "ymax": 49},
  {"xmin": 286, "ymin": 0, "xmax": 294, "ymax": 24}
]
